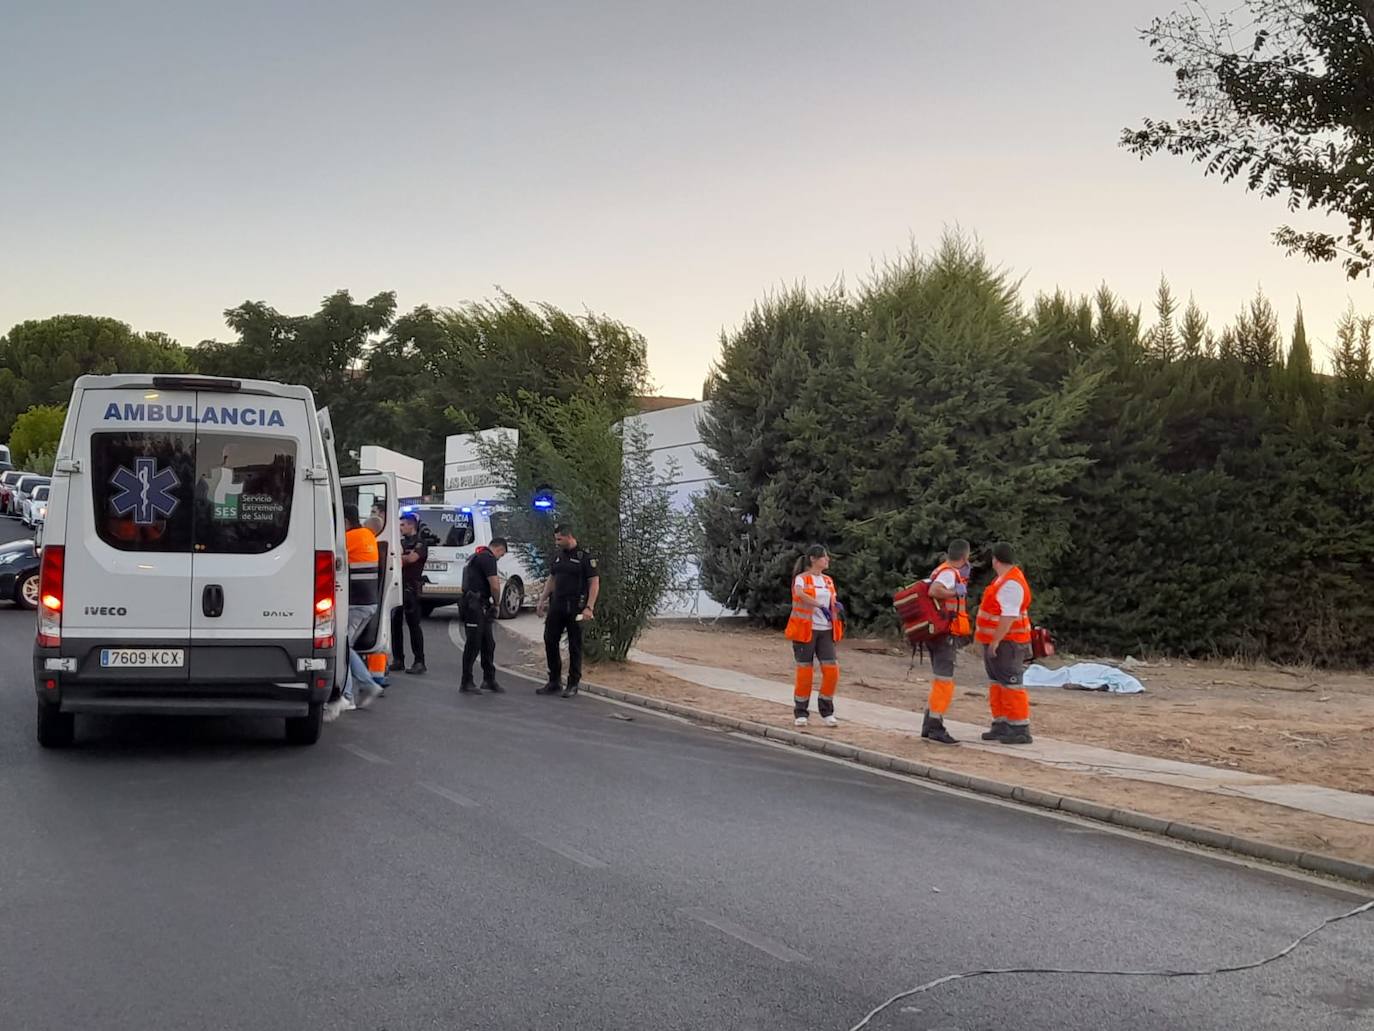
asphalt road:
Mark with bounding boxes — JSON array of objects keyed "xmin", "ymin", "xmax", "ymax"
[{"xmin": 0, "ymin": 518, "xmax": 1370, "ymax": 1030}]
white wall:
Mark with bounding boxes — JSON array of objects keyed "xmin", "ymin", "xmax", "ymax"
[
  {"xmin": 359, "ymin": 445, "xmax": 423, "ymax": 500},
  {"xmin": 622, "ymin": 402, "xmax": 737, "ymax": 619},
  {"xmin": 443, "ymin": 428, "xmax": 517, "ymax": 507}
]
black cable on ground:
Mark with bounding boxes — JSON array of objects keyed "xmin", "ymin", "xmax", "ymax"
[{"xmin": 846, "ymin": 898, "xmax": 1373, "ymax": 1030}]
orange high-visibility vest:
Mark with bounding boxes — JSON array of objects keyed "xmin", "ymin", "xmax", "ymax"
[
  {"xmin": 975, "ymin": 566, "xmax": 1032, "ymax": 645},
  {"xmin": 784, "ymin": 573, "xmax": 845, "ymax": 644},
  {"xmin": 346, "ymin": 526, "xmax": 379, "ymax": 567},
  {"xmin": 928, "ymin": 561, "xmax": 972, "ymax": 637}
]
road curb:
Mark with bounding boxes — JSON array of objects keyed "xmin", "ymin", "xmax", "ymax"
[{"xmin": 579, "ymin": 679, "xmax": 1374, "ymax": 886}]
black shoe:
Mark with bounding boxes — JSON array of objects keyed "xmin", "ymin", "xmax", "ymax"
[
  {"xmin": 459, "ymin": 680, "xmax": 480, "ymax": 694},
  {"xmin": 407, "ymin": 662, "xmax": 427, "ymax": 675},
  {"xmin": 561, "ymin": 683, "xmax": 580, "ymax": 698},
  {"xmin": 1001, "ymin": 727, "xmax": 1033, "ymax": 745},
  {"xmin": 921, "ymin": 711, "xmax": 959, "ymax": 745},
  {"xmin": 482, "ymin": 681, "xmax": 505, "ymax": 694},
  {"xmin": 981, "ymin": 720, "xmax": 1010, "ymax": 741},
  {"xmin": 536, "ymin": 681, "xmax": 562, "ymax": 695}
]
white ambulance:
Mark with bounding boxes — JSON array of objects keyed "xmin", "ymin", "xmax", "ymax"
[{"xmin": 32, "ymin": 374, "xmax": 402, "ymax": 748}]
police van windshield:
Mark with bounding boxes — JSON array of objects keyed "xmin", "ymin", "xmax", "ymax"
[{"xmin": 409, "ymin": 506, "xmax": 474, "ymax": 549}]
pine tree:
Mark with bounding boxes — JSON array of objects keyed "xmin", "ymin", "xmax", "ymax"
[
  {"xmin": 1231, "ymin": 290, "xmax": 1282, "ymax": 370},
  {"xmin": 1179, "ymin": 296, "xmax": 1209, "ymax": 359},
  {"xmin": 1333, "ymin": 307, "xmax": 1373, "ymax": 386},
  {"xmin": 1146, "ymin": 276, "xmax": 1179, "ymax": 363},
  {"xmin": 697, "ymin": 236, "xmax": 1095, "ymax": 627}
]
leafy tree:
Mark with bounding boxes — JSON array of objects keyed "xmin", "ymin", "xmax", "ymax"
[
  {"xmin": 365, "ymin": 294, "xmax": 651, "ymax": 494},
  {"xmin": 478, "ymin": 393, "xmax": 689, "ymax": 661},
  {"xmin": 8, "ymin": 404, "xmax": 67, "ymax": 470},
  {"xmin": 1124, "ymin": 1, "xmax": 1374, "ymax": 278},
  {"xmin": 0, "ymin": 315, "xmax": 188, "ymax": 439},
  {"xmin": 194, "ymin": 290, "xmax": 397, "ymax": 465}
]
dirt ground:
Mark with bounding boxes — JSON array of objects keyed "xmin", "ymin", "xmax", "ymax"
[
  {"xmin": 633, "ymin": 623, "xmax": 1374, "ymax": 796},
  {"xmin": 502, "ymin": 622, "xmax": 1374, "ymax": 867}
]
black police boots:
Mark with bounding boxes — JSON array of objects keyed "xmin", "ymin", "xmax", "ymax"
[
  {"xmin": 561, "ymin": 682, "xmax": 580, "ymax": 698},
  {"xmin": 459, "ymin": 679, "xmax": 480, "ymax": 694},
  {"xmin": 536, "ymin": 681, "xmax": 562, "ymax": 695}
]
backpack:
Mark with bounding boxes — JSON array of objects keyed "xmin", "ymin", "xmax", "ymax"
[
  {"xmin": 1030, "ymin": 625, "xmax": 1056, "ymax": 660},
  {"xmin": 893, "ymin": 579, "xmax": 952, "ymax": 648}
]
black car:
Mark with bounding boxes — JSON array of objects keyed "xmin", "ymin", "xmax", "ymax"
[{"xmin": 0, "ymin": 538, "xmax": 40, "ymax": 610}]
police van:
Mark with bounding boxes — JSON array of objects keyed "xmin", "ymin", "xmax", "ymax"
[
  {"xmin": 32, "ymin": 374, "xmax": 401, "ymax": 748},
  {"xmin": 403, "ymin": 500, "xmax": 534, "ymax": 619}
]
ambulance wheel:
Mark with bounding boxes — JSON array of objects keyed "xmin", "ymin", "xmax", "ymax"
[
  {"xmin": 498, "ymin": 579, "xmax": 524, "ymax": 620},
  {"xmin": 37, "ymin": 700, "xmax": 75, "ymax": 749},
  {"xmin": 285, "ymin": 702, "xmax": 323, "ymax": 746}
]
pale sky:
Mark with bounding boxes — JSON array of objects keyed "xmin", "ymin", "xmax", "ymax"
[{"xmin": 2, "ymin": 0, "xmax": 1368, "ymax": 396}]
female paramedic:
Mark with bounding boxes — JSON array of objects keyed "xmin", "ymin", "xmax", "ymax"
[{"xmin": 784, "ymin": 544, "xmax": 845, "ymax": 727}]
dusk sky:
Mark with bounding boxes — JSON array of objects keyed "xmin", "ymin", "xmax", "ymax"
[{"xmin": 2, "ymin": 0, "xmax": 1367, "ymax": 397}]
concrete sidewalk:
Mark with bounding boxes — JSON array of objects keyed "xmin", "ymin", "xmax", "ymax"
[{"xmin": 498, "ymin": 615, "xmax": 1374, "ymax": 828}]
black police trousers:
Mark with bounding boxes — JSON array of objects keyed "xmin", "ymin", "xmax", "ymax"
[
  {"xmin": 391, "ymin": 586, "xmax": 425, "ymax": 665},
  {"xmin": 461, "ymin": 594, "xmax": 497, "ymax": 684},
  {"xmin": 544, "ymin": 599, "xmax": 583, "ymax": 686}
]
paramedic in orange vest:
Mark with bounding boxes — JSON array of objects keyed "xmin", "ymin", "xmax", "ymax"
[
  {"xmin": 975, "ymin": 541, "xmax": 1034, "ymax": 744},
  {"xmin": 326, "ymin": 504, "xmax": 384, "ymax": 720},
  {"xmin": 784, "ymin": 545, "xmax": 845, "ymax": 728},
  {"xmin": 922, "ymin": 538, "xmax": 973, "ymax": 745}
]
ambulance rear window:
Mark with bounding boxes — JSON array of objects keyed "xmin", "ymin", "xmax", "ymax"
[
  {"xmin": 193, "ymin": 434, "xmax": 297, "ymax": 554},
  {"xmin": 90, "ymin": 432, "xmax": 197, "ymax": 552}
]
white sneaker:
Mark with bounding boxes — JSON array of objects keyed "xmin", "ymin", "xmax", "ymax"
[
  {"xmin": 794, "ymin": 716, "xmax": 809, "ymax": 727},
  {"xmin": 323, "ymin": 698, "xmax": 347, "ymax": 723},
  {"xmin": 822, "ymin": 715, "xmax": 839, "ymax": 728},
  {"xmin": 357, "ymin": 683, "xmax": 382, "ymax": 710},
  {"xmin": 342, "ymin": 697, "xmax": 358, "ymax": 712}
]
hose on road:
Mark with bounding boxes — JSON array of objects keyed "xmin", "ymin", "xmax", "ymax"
[{"xmin": 847, "ymin": 897, "xmax": 1373, "ymax": 1030}]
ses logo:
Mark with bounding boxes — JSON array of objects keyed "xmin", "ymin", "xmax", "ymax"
[{"xmin": 102, "ymin": 402, "xmax": 286, "ymax": 428}]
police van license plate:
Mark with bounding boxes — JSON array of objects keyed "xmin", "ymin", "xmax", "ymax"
[
  {"xmin": 425, "ymin": 562, "xmax": 448, "ymax": 573},
  {"xmin": 100, "ymin": 648, "xmax": 185, "ymax": 668}
]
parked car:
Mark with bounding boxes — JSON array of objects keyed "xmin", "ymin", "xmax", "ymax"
[
  {"xmin": 0, "ymin": 443, "xmax": 12, "ymax": 470},
  {"xmin": 0, "ymin": 470, "xmax": 29, "ymax": 514},
  {"xmin": 9, "ymin": 474, "xmax": 50, "ymax": 519},
  {"xmin": 21, "ymin": 484, "xmax": 50, "ymax": 528},
  {"xmin": 0, "ymin": 538, "xmax": 40, "ymax": 609}
]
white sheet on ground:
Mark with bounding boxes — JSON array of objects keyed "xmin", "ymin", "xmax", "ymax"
[{"xmin": 1023, "ymin": 662, "xmax": 1145, "ymax": 694}]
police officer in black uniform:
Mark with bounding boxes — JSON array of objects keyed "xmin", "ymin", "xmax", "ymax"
[
  {"xmin": 391, "ymin": 512, "xmax": 427, "ymax": 675},
  {"xmin": 459, "ymin": 537, "xmax": 508, "ymax": 694},
  {"xmin": 536, "ymin": 524, "xmax": 600, "ymax": 697}
]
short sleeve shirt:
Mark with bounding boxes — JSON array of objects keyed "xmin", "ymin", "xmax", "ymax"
[
  {"xmin": 995, "ymin": 579, "xmax": 1025, "ymax": 616},
  {"xmin": 462, "ymin": 548, "xmax": 500, "ymax": 602},
  {"xmin": 401, "ymin": 535, "xmax": 428, "ymax": 588},
  {"xmin": 795, "ymin": 573, "xmax": 833, "ymax": 629},
  {"xmin": 550, "ymin": 547, "xmax": 599, "ymax": 600},
  {"xmin": 932, "ymin": 569, "xmax": 958, "ymax": 591}
]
